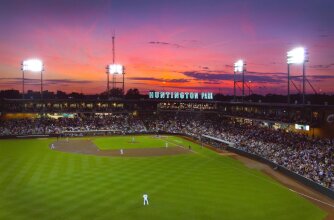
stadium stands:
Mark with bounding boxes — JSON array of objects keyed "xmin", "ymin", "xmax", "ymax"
[{"xmin": 0, "ymin": 114, "xmax": 333, "ymax": 191}]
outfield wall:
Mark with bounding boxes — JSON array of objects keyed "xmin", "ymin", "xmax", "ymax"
[
  {"xmin": 227, "ymin": 147, "xmax": 334, "ymax": 200},
  {"xmin": 201, "ymin": 135, "xmax": 334, "ymax": 200}
]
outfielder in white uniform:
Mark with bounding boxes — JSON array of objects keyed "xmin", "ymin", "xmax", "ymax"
[{"xmin": 143, "ymin": 194, "xmax": 149, "ymax": 205}]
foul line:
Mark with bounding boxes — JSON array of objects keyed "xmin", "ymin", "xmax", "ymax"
[
  {"xmin": 156, "ymin": 136, "xmax": 198, "ymax": 154},
  {"xmin": 288, "ymin": 189, "xmax": 334, "ymax": 208}
]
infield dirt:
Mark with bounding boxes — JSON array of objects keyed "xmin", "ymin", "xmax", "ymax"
[{"xmin": 51, "ymin": 139, "xmax": 191, "ymax": 157}]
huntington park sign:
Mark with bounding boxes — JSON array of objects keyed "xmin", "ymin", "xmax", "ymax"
[{"xmin": 149, "ymin": 91, "xmax": 214, "ymax": 100}]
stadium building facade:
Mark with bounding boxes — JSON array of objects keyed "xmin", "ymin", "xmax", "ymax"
[{"xmin": 1, "ymin": 97, "xmax": 334, "ymax": 138}]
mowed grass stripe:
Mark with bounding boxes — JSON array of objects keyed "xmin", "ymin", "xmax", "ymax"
[
  {"xmin": 93, "ymin": 135, "xmax": 178, "ymax": 150},
  {"xmin": 0, "ymin": 136, "xmax": 327, "ymax": 220}
]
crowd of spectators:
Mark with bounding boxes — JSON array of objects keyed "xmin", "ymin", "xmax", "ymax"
[
  {"xmin": 223, "ymin": 110, "xmax": 314, "ymax": 125},
  {"xmin": 0, "ymin": 114, "xmax": 333, "ymax": 191},
  {"xmin": 147, "ymin": 115, "xmax": 334, "ymax": 191},
  {"xmin": 0, "ymin": 115, "xmax": 146, "ymax": 136}
]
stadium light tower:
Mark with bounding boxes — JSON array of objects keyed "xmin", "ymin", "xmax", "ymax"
[
  {"xmin": 106, "ymin": 64, "xmax": 125, "ymax": 95},
  {"xmin": 105, "ymin": 33, "xmax": 125, "ymax": 98},
  {"xmin": 287, "ymin": 47, "xmax": 308, "ymax": 104},
  {"xmin": 247, "ymin": 80, "xmax": 252, "ymax": 97},
  {"xmin": 21, "ymin": 59, "xmax": 44, "ymax": 99},
  {"xmin": 233, "ymin": 60, "xmax": 246, "ymax": 102}
]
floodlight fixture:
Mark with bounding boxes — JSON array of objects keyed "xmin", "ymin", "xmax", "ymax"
[
  {"xmin": 287, "ymin": 47, "xmax": 307, "ymax": 64},
  {"xmin": 108, "ymin": 64, "xmax": 124, "ymax": 75},
  {"xmin": 21, "ymin": 58, "xmax": 44, "ymax": 99},
  {"xmin": 234, "ymin": 60, "xmax": 244, "ymax": 73},
  {"xmin": 22, "ymin": 59, "xmax": 44, "ymax": 72},
  {"xmin": 287, "ymin": 47, "xmax": 309, "ymax": 105},
  {"xmin": 233, "ymin": 59, "xmax": 246, "ymax": 102},
  {"xmin": 106, "ymin": 63, "xmax": 125, "ymax": 97}
]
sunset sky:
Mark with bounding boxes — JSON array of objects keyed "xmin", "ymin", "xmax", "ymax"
[{"xmin": 0, "ymin": 0, "xmax": 333, "ymax": 95}]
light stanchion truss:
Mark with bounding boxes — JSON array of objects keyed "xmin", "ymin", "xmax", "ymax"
[
  {"xmin": 106, "ymin": 64, "xmax": 125, "ymax": 96},
  {"xmin": 233, "ymin": 60, "xmax": 246, "ymax": 102},
  {"xmin": 287, "ymin": 47, "xmax": 315, "ymax": 105},
  {"xmin": 21, "ymin": 59, "xmax": 44, "ymax": 99}
]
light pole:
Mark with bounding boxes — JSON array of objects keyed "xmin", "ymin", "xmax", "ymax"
[
  {"xmin": 287, "ymin": 47, "xmax": 308, "ymax": 104},
  {"xmin": 233, "ymin": 60, "xmax": 246, "ymax": 102},
  {"xmin": 21, "ymin": 59, "xmax": 44, "ymax": 99},
  {"xmin": 106, "ymin": 66, "xmax": 110, "ymax": 97},
  {"xmin": 22, "ymin": 68, "xmax": 25, "ymax": 99},
  {"xmin": 106, "ymin": 64, "xmax": 125, "ymax": 97},
  {"xmin": 247, "ymin": 80, "xmax": 252, "ymax": 97}
]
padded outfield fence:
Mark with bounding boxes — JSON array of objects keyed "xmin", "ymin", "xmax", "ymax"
[
  {"xmin": 200, "ymin": 134, "xmax": 334, "ymax": 200},
  {"xmin": 62, "ymin": 130, "xmax": 124, "ymax": 136}
]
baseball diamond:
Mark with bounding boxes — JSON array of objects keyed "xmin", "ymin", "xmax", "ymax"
[
  {"xmin": 1, "ymin": 1, "xmax": 334, "ymax": 219},
  {"xmin": 0, "ymin": 134, "xmax": 333, "ymax": 219}
]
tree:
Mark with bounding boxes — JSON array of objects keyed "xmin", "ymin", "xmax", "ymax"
[
  {"xmin": 56, "ymin": 90, "xmax": 67, "ymax": 99},
  {"xmin": 125, "ymin": 88, "xmax": 141, "ymax": 99},
  {"xmin": 0, "ymin": 90, "xmax": 21, "ymax": 99},
  {"xmin": 99, "ymin": 88, "xmax": 124, "ymax": 99}
]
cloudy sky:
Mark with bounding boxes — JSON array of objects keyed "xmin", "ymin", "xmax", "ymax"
[{"xmin": 0, "ymin": 0, "xmax": 333, "ymax": 94}]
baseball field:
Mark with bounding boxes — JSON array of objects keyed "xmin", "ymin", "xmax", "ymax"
[{"xmin": 0, "ymin": 135, "xmax": 328, "ymax": 219}]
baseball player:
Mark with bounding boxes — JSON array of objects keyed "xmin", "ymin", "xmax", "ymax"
[{"xmin": 143, "ymin": 194, "xmax": 149, "ymax": 205}]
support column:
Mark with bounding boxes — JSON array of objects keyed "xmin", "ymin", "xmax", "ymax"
[
  {"xmin": 41, "ymin": 71, "xmax": 43, "ymax": 99},
  {"xmin": 22, "ymin": 70, "xmax": 25, "ymax": 99},
  {"xmin": 287, "ymin": 64, "xmax": 290, "ymax": 104},
  {"xmin": 233, "ymin": 71, "xmax": 236, "ymax": 101},
  {"xmin": 302, "ymin": 62, "xmax": 306, "ymax": 104}
]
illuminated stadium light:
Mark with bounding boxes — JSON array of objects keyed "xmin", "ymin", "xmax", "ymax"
[
  {"xmin": 108, "ymin": 64, "xmax": 124, "ymax": 75},
  {"xmin": 106, "ymin": 63, "xmax": 125, "ymax": 97},
  {"xmin": 287, "ymin": 47, "xmax": 307, "ymax": 64},
  {"xmin": 21, "ymin": 58, "xmax": 44, "ymax": 99},
  {"xmin": 287, "ymin": 47, "xmax": 309, "ymax": 105},
  {"xmin": 22, "ymin": 59, "xmax": 44, "ymax": 72},
  {"xmin": 234, "ymin": 60, "xmax": 244, "ymax": 73},
  {"xmin": 233, "ymin": 59, "xmax": 246, "ymax": 102}
]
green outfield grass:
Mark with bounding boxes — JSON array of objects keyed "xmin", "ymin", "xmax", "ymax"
[
  {"xmin": 0, "ymin": 135, "xmax": 327, "ymax": 220},
  {"xmin": 92, "ymin": 135, "xmax": 178, "ymax": 150}
]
